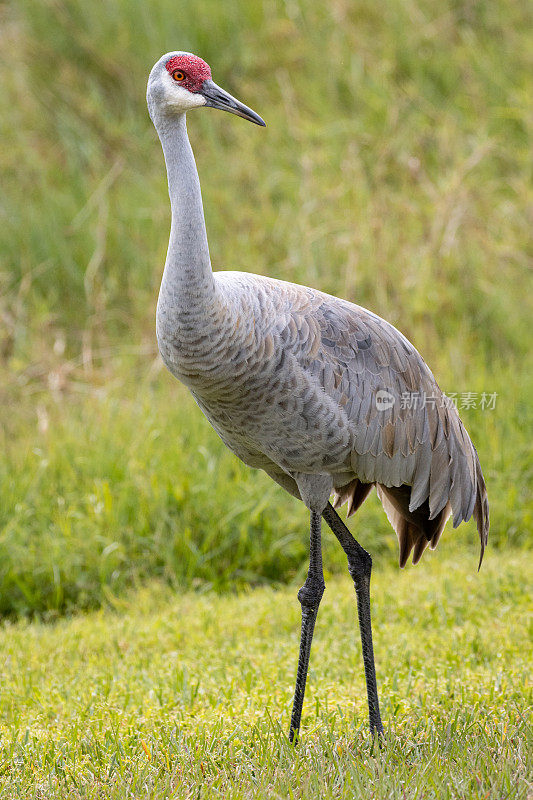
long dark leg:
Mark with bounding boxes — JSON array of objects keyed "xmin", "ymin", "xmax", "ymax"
[
  {"xmin": 289, "ymin": 509, "xmax": 325, "ymax": 743},
  {"xmin": 322, "ymin": 502, "xmax": 384, "ymax": 736}
]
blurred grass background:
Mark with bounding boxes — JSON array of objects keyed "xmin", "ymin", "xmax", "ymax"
[{"xmin": 0, "ymin": 0, "xmax": 531, "ymax": 617}]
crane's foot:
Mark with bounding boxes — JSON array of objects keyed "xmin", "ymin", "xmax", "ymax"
[
  {"xmin": 288, "ymin": 510, "xmax": 325, "ymax": 744},
  {"xmin": 350, "ymin": 563, "xmax": 384, "ymax": 737},
  {"xmin": 322, "ymin": 503, "xmax": 384, "ymax": 738}
]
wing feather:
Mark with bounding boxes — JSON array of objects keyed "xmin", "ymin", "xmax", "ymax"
[{"xmin": 229, "ymin": 273, "xmax": 489, "ymax": 567}]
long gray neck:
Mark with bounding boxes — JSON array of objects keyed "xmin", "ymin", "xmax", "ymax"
[{"xmin": 156, "ymin": 113, "xmax": 215, "ymax": 329}]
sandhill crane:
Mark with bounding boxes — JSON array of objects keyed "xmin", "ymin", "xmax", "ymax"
[{"xmin": 147, "ymin": 52, "xmax": 489, "ymax": 742}]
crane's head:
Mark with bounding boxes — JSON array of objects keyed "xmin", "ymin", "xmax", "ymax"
[{"xmin": 147, "ymin": 52, "xmax": 265, "ymax": 127}]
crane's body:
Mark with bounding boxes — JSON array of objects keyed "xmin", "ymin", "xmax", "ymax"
[
  {"xmin": 160, "ymin": 268, "xmax": 485, "ymax": 552},
  {"xmin": 148, "ymin": 51, "xmax": 489, "ymax": 741}
]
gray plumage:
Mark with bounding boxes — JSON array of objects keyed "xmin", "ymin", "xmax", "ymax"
[{"xmin": 147, "ymin": 51, "xmax": 489, "ymax": 571}]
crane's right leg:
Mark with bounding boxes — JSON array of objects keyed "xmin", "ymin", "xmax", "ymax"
[
  {"xmin": 288, "ymin": 509, "xmax": 325, "ymax": 743},
  {"xmin": 322, "ymin": 502, "xmax": 384, "ymax": 737}
]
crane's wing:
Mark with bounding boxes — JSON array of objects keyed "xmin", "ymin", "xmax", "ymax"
[{"xmin": 270, "ymin": 279, "xmax": 489, "ymax": 566}]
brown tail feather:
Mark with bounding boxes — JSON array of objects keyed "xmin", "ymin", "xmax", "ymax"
[
  {"xmin": 398, "ymin": 521, "xmax": 420, "ymax": 568},
  {"xmin": 473, "ymin": 453, "xmax": 490, "ymax": 569},
  {"xmin": 332, "ymin": 479, "xmax": 373, "ymax": 517},
  {"xmin": 376, "ymin": 484, "xmax": 451, "ymax": 568},
  {"xmin": 332, "ymin": 460, "xmax": 488, "ymax": 570}
]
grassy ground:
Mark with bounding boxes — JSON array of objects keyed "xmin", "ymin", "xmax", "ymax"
[
  {"xmin": 0, "ymin": 2, "xmax": 531, "ymax": 794},
  {"xmin": 0, "ymin": 0, "xmax": 532, "ymax": 615},
  {"xmin": 0, "ymin": 553, "xmax": 530, "ymax": 798},
  {"xmin": 1, "ymin": 373, "xmax": 531, "ymax": 619}
]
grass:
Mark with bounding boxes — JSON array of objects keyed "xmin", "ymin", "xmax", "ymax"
[
  {"xmin": 0, "ymin": 0, "xmax": 532, "ymax": 614},
  {"xmin": 0, "ymin": 553, "xmax": 530, "ymax": 798},
  {"xmin": 0, "ymin": 368, "xmax": 531, "ymax": 619},
  {"xmin": 0, "ymin": 2, "xmax": 531, "ymax": 792}
]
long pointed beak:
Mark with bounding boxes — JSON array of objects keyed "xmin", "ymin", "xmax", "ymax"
[{"xmin": 200, "ymin": 80, "xmax": 266, "ymax": 126}]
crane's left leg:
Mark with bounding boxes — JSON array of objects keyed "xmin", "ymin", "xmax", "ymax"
[
  {"xmin": 322, "ymin": 502, "xmax": 384, "ymax": 737},
  {"xmin": 289, "ymin": 509, "xmax": 325, "ymax": 743}
]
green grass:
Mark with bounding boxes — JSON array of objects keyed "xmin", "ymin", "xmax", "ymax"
[
  {"xmin": 0, "ymin": 1, "xmax": 531, "ymax": 793},
  {"xmin": 0, "ymin": 553, "xmax": 530, "ymax": 798},
  {"xmin": 0, "ymin": 371, "xmax": 531, "ymax": 618},
  {"xmin": 0, "ymin": 0, "xmax": 532, "ymax": 616}
]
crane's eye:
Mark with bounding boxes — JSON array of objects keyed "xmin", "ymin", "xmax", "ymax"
[{"xmin": 172, "ymin": 70, "xmax": 185, "ymax": 82}]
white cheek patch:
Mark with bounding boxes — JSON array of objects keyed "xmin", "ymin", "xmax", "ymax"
[
  {"xmin": 165, "ymin": 83, "xmax": 207, "ymax": 112},
  {"xmin": 187, "ymin": 92, "xmax": 207, "ymax": 108}
]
